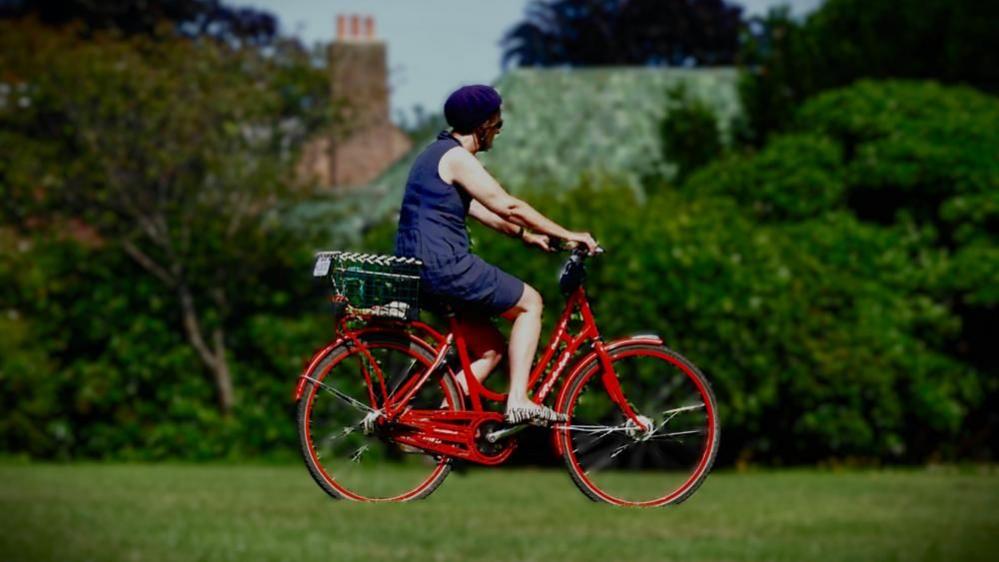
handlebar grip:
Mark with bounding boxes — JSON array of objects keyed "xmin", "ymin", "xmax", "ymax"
[{"xmin": 560, "ymin": 239, "xmax": 605, "ymax": 256}]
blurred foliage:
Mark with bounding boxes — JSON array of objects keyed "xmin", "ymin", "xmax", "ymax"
[
  {"xmin": 0, "ymin": 20, "xmax": 333, "ymax": 458},
  {"xmin": 685, "ymin": 133, "xmax": 845, "ymax": 221},
  {"xmin": 739, "ymin": 0, "xmax": 999, "ymax": 143},
  {"xmin": 503, "ymin": 0, "xmax": 743, "ymax": 67},
  {"xmin": 659, "ymin": 84, "xmax": 723, "ymax": 182}
]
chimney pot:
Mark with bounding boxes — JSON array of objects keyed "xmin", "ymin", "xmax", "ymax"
[
  {"xmin": 350, "ymin": 14, "xmax": 360, "ymax": 38},
  {"xmin": 364, "ymin": 16, "xmax": 375, "ymax": 39},
  {"xmin": 336, "ymin": 15, "xmax": 345, "ymax": 39}
]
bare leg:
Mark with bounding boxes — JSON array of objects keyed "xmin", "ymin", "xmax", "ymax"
[{"xmin": 501, "ymin": 285, "xmax": 565, "ymax": 423}]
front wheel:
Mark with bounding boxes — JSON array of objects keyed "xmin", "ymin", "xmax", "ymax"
[{"xmin": 557, "ymin": 344, "xmax": 720, "ymax": 507}]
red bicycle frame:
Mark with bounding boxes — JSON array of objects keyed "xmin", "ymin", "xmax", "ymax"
[
  {"xmin": 384, "ymin": 286, "xmax": 641, "ymax": 418},
  {"xmin": 294, "ymin": 285, "xmax": 658, "ymax": 465}
]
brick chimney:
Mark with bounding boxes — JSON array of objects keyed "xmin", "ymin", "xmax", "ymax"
[
  {"xmin": 331, "ymin": 15, "xmax": 388, "ymax": 131},
  {"xmin": 318, "ymin": 14, "xmax": 410, "ymax": 187}
]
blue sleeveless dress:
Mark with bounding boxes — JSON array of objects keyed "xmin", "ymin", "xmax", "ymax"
[{"xmin": 395, "ymin": 131, "xmax": 525, "ymax": 316}]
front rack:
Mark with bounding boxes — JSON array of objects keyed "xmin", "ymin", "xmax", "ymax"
[{"xmin": 313, "ymin": 251, "xmax": 422, "ymax": 321}]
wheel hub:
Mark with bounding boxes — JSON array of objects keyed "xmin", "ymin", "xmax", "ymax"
[
  {"xmin": 624, "ymin": 415, "xmax": 655, "ymax": 441},
  {"xmin": 360, "ymin": 409, "xmax": 382, "ymax": 435}
]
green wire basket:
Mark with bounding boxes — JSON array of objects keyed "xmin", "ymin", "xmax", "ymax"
[{"xmin": 312, "ymin": 251, "xmax": 422, "ymax": 321}]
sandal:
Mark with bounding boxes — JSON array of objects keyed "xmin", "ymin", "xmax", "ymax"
[{"xmin": 504, "ymin": 403, "xmax": 567, "ymax": 425}]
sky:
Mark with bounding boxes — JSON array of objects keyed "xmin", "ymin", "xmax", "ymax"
[{"xmin": 245, "ymin": 0, "xmax": 824, "ymax": 124}]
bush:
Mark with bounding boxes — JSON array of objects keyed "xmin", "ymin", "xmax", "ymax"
[
  {"xmin": 684, "ymin": 133, "xmax": 845, "ymax": 221},
  {"xmin": 660, "ymin": 85, "xmax": 724, "ymax": 181},
  {"xmin": 681, "ymin": 80, "xmax": 999, "ymax": 461},
  {"xmin": 739, "ymin": 0, "xmax": 999, "ymax": 141}
]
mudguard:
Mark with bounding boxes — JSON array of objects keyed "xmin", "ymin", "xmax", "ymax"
[{"xmin": 551, "ymin": 333, "xmax": 665, "ymax": 455}]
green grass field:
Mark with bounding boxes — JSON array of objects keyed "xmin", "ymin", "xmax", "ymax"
[{"xmin": 1, "ymin": 464, "xmax": 996, "ymax": 562}]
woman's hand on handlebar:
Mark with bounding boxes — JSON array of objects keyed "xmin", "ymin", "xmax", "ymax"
[
  {"xmin": 564, "ymin": 231, "xmax": 600, "ymax": 255},
  {"xmin": 522, "ymin": 231, "xmax": 555, "ymax": 252}
]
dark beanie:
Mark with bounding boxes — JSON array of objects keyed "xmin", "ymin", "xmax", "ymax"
[{"xmin": 444, "ymin": 85, "xmax": 502, "ymax": 134}]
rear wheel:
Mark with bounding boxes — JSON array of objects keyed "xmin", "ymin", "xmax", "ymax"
[
  {"xmin": 297, "ymin": 333, "xmax": 460, "ymax": 502},
  {"xmin": 558, "ymin": 344, "xmax": 719, "ymax": 506}
]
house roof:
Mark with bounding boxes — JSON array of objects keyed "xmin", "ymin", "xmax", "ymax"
[{"xmin": 481, "ymin": 66, "xmax": 741, "ymax": 194}]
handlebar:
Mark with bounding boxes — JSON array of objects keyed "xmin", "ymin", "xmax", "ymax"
[
  {"xmin": 557, "ymin": 239, "xmax": 605, "ymax": 258},
  {"xmin": 556, "ymin": 240, "xmax": 599, "ymax": 294}
]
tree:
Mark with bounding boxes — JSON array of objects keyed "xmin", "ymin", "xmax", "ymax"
[
  {"xmin": 0, "ymin": 21, "xmax": 330, "ymax": 414},
  {"xmin": 739, "ymin": 0, "xmax": 999, "ymax": 142},
  {"xmin": 0, "ymin": 0, "xmax": 278, "ymax": 45},
  {"xmin": 502, "ymin": 0, "xmax": 743, "ymax": 68}
]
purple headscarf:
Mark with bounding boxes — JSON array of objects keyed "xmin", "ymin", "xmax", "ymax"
[{"xmin": 444, "ymin": 85, "xmax": 502, "ymax": 134}]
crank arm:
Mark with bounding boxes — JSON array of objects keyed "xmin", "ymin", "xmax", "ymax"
[{"xmin": 484, "ymin": 423, "xmax": 531, "ymax": 443}]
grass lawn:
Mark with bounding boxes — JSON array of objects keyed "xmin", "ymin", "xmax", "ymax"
[{"xmin": 0, "ymin": 463, "xmax": 996, "ymax": 562}]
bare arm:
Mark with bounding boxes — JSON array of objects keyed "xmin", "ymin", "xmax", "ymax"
[
  {"xmin": 468, "ymin": 199, "xmax": 520, "ymax": 237},
  {"xmin": 468, "ymin": 200, "xmax": 555, "ymax": 252},
  {"xmin": 442, "ymin": 147, "xmax": 587, "ymax": 245}
]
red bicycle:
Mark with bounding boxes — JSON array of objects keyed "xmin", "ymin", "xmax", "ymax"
[{"xmin": 295, "ymin": 247, "xmax": 719, "ymax": 506}]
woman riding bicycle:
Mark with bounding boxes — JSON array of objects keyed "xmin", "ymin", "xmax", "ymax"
[{"xmin": 395, "ymin": 84, "xmax": 598, "ymax": 424}]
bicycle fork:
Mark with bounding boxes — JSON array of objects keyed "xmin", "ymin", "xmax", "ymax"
[{"xmin": 594, "ymin": 340, "xmax": 651, "ymax": 433}]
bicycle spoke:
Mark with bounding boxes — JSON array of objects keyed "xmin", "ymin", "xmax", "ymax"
[
  {"xmin": 581, "ymin": 439, "xmax": 628, "ymax": 472},
  {"xmin": 646, "ymin": 428, "xmax": 707, "ymax": 445},
  {"xmin": 302, "ymin": 374, "xmax": 375, "ymax": 414},
  {"xmin": 324, "ymin": 424, "xmax": 361, "ymax": 445},
  {"xmin": 655, "ymin": 402, "xmax": 705, "ymax": 432},
  {"xmin": 561, "ymin": 424, "xmax": 632, "ymax": 435},
  {"xmin": 661, "ymin": 402, "xmax": 705, "ymax": 419},
  {"xmin": 350, "ymin": 444, "xmax": 370, "ymax": 463},
  {"xmin": 387, "ymin": 357, "xmax": 421, "ymax": 398},
  {"xmin": 610, "ymin": 441, "xmax": 638, "ymax": 460},
  {"xmin": 572, "ymin": 430, "xmax": 618, "ymax": 456}
]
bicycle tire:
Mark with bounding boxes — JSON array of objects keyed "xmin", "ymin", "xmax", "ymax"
[
  {"xmin": 297, "ymin": 332, "xmax": 460, "ymax": 502},
  {"xmin": 557, "ymin": 343, "xmax": 720, "ymax": 507}
]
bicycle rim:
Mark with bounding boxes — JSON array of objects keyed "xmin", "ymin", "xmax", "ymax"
[
  {"xmin": 299, "ymin": 334, "xmax": 459, "ymax": 502},
  {"xmin": 559, "ymin": 345, "xmax": 719, "ymax": 506}
]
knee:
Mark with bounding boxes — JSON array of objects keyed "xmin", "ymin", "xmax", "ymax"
[
  {"xmin": 521, "ymin": 284, "xmax": 543, "ymax": 316},
  {"xmin": 503, "ymin": 284, "xmax": 544, "ymax": 321}
]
